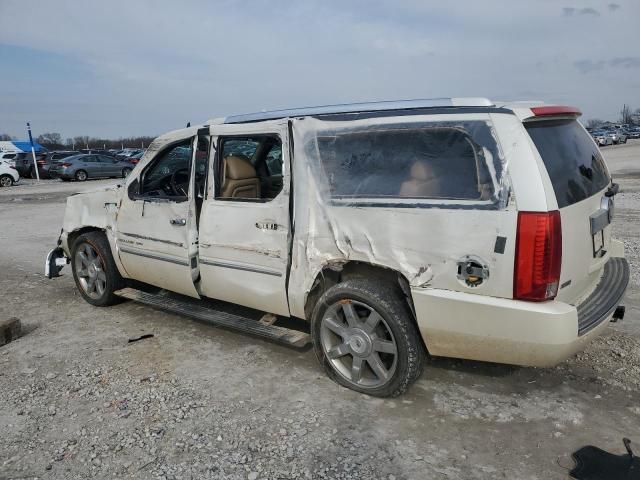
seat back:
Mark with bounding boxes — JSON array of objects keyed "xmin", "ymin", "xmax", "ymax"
[
  {"xmin": 399, "ymin": 160, "xmax": 441, "ymax": 197},
  {"xmin": 220, "ymin": 155, "xmax": 261, "ymax": 199}
]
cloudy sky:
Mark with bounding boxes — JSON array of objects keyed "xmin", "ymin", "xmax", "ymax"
[{"xmin": 0, "ymin": 0, "xmax": 638, "ymax": 139}]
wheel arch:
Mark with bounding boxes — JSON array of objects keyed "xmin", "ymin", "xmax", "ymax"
[{"xmin": 303, "ymin": 260, "xmax": 427, "ymax": 352}]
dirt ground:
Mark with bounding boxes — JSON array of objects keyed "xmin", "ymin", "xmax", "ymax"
[{"xmin": 1, "ymin": 143, "xmax": 639, "ymax": 479}]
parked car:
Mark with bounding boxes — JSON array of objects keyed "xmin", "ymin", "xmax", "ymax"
[
  {"xmin": 125, "ymin": 150, "xmax": 145, "ymax": 165},
  {"xmin": 14, "ymin": 152, "xmax": 48, "ymax": 177},
  {"xmin": 609, "ymin": 130, "xmax": 628, "ymax": 144},
  {"xmin": 115, "ymin": 149, "xmax": 143, "ymax": 161},
  {"xmin": 31, "ymin": 151, "xmax": 79, "ymax": 179},
  {"xmin": 0, "ymin": 160, "xmax": 20, "ymax": 186},
  {"xmin": 625, "ymin": 128, "xmax": 640, "ymax": 139},
  {"xmin": 48, "ymin": 154, "xmax": 134, "ymax": 181},
  {"xmin": 80, "ymin": 149, "xmax": 116, "ymax": 157},
  {"xmin": 46, "ymin": 98, "xmax": 629, "ymax": 397},
  {"xmin": 592, "ymin": 130, "xmax": 613, "ymax": 146},
  {"xmin": 0, "ymin": 151, "xmax": 21, "ymax": 168}
]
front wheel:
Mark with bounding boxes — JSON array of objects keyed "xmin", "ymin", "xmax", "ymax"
[
  {"xmin": 0, "ymin": 174, "xmax": 14, "ymax": 187},
  {"xmin": 71, "ymin": 232, "xmax": 125, "ymax": 306},
  {"xmin": 311, "ymin": 278, "xmax": 425, "ymax": 397}
]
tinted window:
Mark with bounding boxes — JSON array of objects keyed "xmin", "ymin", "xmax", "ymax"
[
  {"xmin": 264, "ymin": 144, "xmax": 282, "ymax": 176},
  {"xmin": 312, "ymin": 122, "xmax": 499, "ymax": 201},
  {"xmin": 526, "ymin": 120, "xmax": 610, "ymax": 208}
]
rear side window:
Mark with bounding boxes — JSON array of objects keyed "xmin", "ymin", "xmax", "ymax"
[
  {"xmin": 525, "ymin": 120, "xmax": 610, "ymax": 208},
  {"xmin": 310, "ymin": 121, "xmax": 502, "ymax": 202}
]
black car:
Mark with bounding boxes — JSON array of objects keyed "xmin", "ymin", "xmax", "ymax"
[{"xmin": 14, "ymin": 152, "xmax": 47, "ymax": 178}]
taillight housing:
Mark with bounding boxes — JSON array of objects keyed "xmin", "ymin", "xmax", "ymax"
[
  {"xmin": 514, "ymin": 211, "xmax": 562, "ymax": 302},
  {"xmin": 61, "ymin": 162, "xmax": 72, "ymax": 167}
]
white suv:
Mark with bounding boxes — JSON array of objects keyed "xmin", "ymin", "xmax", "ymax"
[{"xmin": 46, "ymin": 98, "xmax": 629, "ymax": 397}]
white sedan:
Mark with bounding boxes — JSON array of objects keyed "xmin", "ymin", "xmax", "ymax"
[{"xmin": 0, "ymin": 160, "xmax": 20, "ymax": 187}]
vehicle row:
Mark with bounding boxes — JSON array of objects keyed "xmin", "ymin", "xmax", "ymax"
[
  {"xmin": 588, "ymin": 126, "xmax": 640, "ymax": 146},
  {"xmin": 0, "ymin": 149, "xmax": 145, "ymax": 179}
]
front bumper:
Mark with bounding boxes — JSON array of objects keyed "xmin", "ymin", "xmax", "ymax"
[{"xmin": 412, "ymin": 257, "xmax": 629, "ymax": 367}]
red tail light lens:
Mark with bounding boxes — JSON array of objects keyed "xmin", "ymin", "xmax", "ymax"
[
  {"xmin": 514, "ymin": 211, "xmax": 562, "ymax": 301},
  {"xmin": 61, "ymin": 162, "xmax": 72, "ymax": 167}
]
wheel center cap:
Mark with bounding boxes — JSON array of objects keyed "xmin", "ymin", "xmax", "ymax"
[
  {"xmin": 88, "ymin": 263, "xmax": 97, "ymax": 277},
  {"xmin": 348, "ymin": 333, "xmax": 370, "ymax": 355}
]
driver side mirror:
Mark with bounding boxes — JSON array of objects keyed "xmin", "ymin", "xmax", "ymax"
[{"xmin": 127, "ymin": 178, "xmax": 140, "ymax": 200}]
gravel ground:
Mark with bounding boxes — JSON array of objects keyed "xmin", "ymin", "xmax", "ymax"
[{"xmin": 1, "ymin": 143, "xmax": 640, "ymax": 479}]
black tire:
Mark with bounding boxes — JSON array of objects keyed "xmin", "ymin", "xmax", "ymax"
[
  {"xmin": 75, "ymin": 170, "xmax": 88, "ymax": 181},
  {"xmin": 71, "ymin": 231, "xmax": 125, "ymax": 307},
  {"xmin": 122, "ymin": 167, "xmax": 132, "ymax": 178},
  {"xmin": 0, "ymin": 174, "xmax": 14, "ymax": 187},
  {"xmin": 311, "ymin": 278, "xmax": 425, "ymax": 397}
]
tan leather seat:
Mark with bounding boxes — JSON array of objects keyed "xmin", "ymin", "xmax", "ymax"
[
  {"xmin": 399, "ymin": 160, "xmax": 441, "ymax": 198},
  {"xmin": 220, "ymin": 155, "xmax": 261, "ymax": 199}
]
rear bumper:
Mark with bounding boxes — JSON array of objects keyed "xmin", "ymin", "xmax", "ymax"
[{"xmin": 412, "ymin": 257, "xmax": 629, "ymax": 367}]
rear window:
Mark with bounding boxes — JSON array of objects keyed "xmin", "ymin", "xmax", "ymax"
[
  {"xmin": 309, "ymin": 121, "xmax": 503, "ymax": 202},
  {"xmin": 526, "ymin": 119, "xmax": 610, "ymax": 208}
]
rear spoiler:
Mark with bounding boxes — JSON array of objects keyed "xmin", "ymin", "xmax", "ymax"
[{"xmin": 524, "ymin": 106, "xmax": 582, "ymax": 120}]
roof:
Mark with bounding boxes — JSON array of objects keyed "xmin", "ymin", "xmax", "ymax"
[
  {"xmin": 6, "ymin": 141, "xmax": 47, "ymax": 153},
  {"xmin": 209, "ymin": 97, "xmax": 495, "ymax": 124}
]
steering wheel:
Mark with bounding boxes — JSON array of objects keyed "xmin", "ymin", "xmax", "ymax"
[{"xmin": 170, "ymin": 168, "xmax": 190, "ymax": 196}]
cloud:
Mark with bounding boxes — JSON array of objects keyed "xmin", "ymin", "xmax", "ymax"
[
  {"xmin": 563, "ymin": 6, "xmax": 600, "ymax": 16},
  {"xmin": 0, "ymin": 0, "xmax": 639, "ymax": 137},
  {"xmin": 608, "ymin": 3, "xmax": 621, "ymax": 11},
  {"xmin": 574, "ymin": 56, "xmax": 640, "ymax": 74}
]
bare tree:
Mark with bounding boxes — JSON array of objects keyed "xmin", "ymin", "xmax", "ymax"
[
  {"xmin": 36, "ymin": 132, "xmax": 64, "ymax": 148},
  {"xmin": 586, "ymin": 119, "xmax": 604, "ymax": 129},
  {"xmin": 0, "ymin": 133, "xmax": 14, "ymax": 141},
  {"xmin": 620, "ymin": 104, "xmax": 633, "ymax": 125}
]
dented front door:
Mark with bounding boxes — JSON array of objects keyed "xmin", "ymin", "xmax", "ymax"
[
  {"xmin": 197, "ymin": 120, "xmax": 291, "ymax": 316},
  {"xmin": 115, "ymin": 135, "xmax": 200, "ymax": 298}
]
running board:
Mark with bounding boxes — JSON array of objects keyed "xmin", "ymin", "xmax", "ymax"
[{"xmin": 114, "ymin": 287, "xmax": 311, "ymax": 348}]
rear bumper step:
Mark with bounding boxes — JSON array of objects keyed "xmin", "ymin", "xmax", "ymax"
[
  {"xmin": 577, "ymin": 257, "xmax": 629, "ymax": 336},
  {"xmin": 115, "ymin": 287, "xmax": 311, "ymax": 348}
]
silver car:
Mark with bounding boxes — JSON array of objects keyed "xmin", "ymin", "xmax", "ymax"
[
  {"xmin": 609, "ymin": 130, "xmax": 628, "ymax": 144},
  {"xmin": 592, "ymin": 131, "xmax": 613, "ymax": 146},
  {"xmin": 49, "ymin": 154, "xmax": 134, "ymax": 181}
]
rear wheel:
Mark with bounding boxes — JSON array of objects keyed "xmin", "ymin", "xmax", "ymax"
[
  {"xmin": 75, "ymin": 170, "xmax": 88, "ymax": 181},
  {"xmin": 0, "ymin": 174, "xmax": 14, "ymax": 187},
  {"xmin": 71, "ymin": 232, "xmax": 125, "ymax": 306},
  {"xmin": 311, "ymin": 278, "xmax": 425, "ymax": 397},
  {"xmin": 122, "ymin": 167, "xmax": 132, "ymax": 178}
]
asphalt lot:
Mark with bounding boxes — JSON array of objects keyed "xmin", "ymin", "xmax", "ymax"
[{"xmin": 1, "ymin": 142, "xmax": 639, "ymax": 479}]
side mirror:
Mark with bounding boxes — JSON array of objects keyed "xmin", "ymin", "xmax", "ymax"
[{"xmin": 127, "ymin": 178, "xmax": 140, "ymax": 200}]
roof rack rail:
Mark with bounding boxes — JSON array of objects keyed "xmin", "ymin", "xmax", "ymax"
[{"xmin": 220, "ymin": 97, "xmax": 494, "ymax": 124}]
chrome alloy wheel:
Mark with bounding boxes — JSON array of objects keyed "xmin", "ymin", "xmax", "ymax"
[
  {"xmin": 320, "ymin": 300, "xmax": 398, "ymax": 389},
  {"xmin": 74, "ymin": 243, "xmax": 107, "ymax": 299}
]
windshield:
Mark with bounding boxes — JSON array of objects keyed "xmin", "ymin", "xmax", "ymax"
[{"xmin": 526, "ymin": 119, "xmax": 610, "ymax": 208}]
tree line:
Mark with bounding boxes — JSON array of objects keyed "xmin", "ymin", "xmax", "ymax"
[
  {"xmin": 0, "ymin": 132, "xmax": 156, "ymax": 150},
  {"xmin": 586, "ymin": 104, "xmax": 640, "ymax": 129}
]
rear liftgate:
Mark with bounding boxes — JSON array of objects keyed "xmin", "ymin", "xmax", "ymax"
[{"xmin": 114, "ymin": 287, "xmax": 310, "ymax": 348}]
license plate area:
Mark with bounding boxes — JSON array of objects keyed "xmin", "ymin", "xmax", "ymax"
[{"xmin": 590, "ymin": 208, "xmax": 609, "ymax": 258}]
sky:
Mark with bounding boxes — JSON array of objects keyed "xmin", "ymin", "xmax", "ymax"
[{"xmin": 0, "ymin": 0, "xmax": 639, "ymax": 139}]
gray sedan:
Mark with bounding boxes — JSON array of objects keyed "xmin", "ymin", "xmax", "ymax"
[{"xmin": 49, "ymin": 154, "xmax": 134, "ymax": 181}]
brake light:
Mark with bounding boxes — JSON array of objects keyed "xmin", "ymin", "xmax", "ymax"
[
  {"xmin": 514, "ymin": 211, "xmax": 562, "ymax": 301},
  {"xmin": 61, "ymin": 162, "xmax": 72, "ymax": 167},
  {"xmin": 530, "ymin": 106, "xmax": 581, "ymax": 117}
]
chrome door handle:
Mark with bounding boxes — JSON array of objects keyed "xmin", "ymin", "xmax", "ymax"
[{"xmin": 170, "ymin": 218, "xmax": 187, "ymax": 226}]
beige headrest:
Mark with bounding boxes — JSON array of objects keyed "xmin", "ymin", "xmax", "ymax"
[
  {"xmin": 410, "ymin": 160, "xmax": 434, "ymax": 181},
  {"xmin": 224, "ymin": 155, "xmax": 256, "ymax": 180}
]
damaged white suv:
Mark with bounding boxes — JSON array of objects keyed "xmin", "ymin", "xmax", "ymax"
[{"xmin": 46, "ymin": 98, "xmax": 629, "ymax": 397}]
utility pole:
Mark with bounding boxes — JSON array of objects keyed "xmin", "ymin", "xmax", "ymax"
[{"xmin": 27, "ymin": 122, "xmax": 40, "ymax": 182}]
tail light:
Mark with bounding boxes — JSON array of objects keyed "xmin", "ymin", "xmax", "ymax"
[
  {"xmin": 514, "ymin": 211, "xmax": 562, "ymax": 301},
  {"xmin": 61, "ymin": 162, "xmax": 72, "ymax": 167},
  {"xmin": 130, "ymin": 159, "xmax": 139, "ymax": 164}
]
